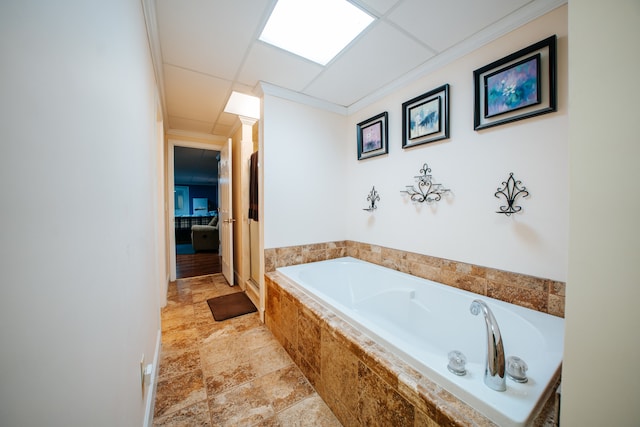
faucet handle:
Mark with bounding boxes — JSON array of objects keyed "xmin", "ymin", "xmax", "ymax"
[
  {"xmin": 506, "ymin": 356, "xmax": 528, "ymax": 383},
  {"xmin": 447, "ymin": 350, "xmax": 467, "ymax": 376}
]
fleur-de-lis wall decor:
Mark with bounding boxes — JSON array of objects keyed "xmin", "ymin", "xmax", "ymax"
[
  {"xmin": 363, "ymin": 186, "xmax": 380, "ymax": 212},
  {"xmin": 495, "ymin": 172, "xmax": 529, "ymax": 215}
]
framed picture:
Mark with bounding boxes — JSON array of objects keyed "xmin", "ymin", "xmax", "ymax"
[
  {"xmin": 402, "ymin": 84, "xmax": 449, "ymax": 149},
  {"xmin": 357, "ymin": 112, "xmax": 388, "ymax": 160},
  {"xmin": 474, "ymin": 35, "xmax": 557, "ymax": 130}
]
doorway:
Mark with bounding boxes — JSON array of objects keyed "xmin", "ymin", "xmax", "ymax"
[{"xmin": 169, "ymin": 140, "xmax": 223, "ymax": 280}]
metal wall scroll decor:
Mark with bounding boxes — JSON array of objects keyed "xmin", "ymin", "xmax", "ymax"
[
  {"xmin": 495, "ymin": 172, "xmax": 529, "ymax": 215},
  {"xmin": 401, "ymin": 163, "xmax": 450, "ymax": 203},
  {"xmin": 363, "ymin": 186, "xmax": 380, "ymax": 212}
]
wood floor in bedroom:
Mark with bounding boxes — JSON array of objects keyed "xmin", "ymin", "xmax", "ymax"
[{"xmin": 176, "ymin": 251, "xmax": 221, "ymax": 279}]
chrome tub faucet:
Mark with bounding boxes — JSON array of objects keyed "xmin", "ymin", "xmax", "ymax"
[{"xmin": 470, "ymin": 299, "xmax": 506, "ymax": 392}]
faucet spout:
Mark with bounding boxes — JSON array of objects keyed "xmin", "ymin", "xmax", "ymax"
[{"xmin": 470, "ymin": 299, "xmax": 506, "ymax": 392}]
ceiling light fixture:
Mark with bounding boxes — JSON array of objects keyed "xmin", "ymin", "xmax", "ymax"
[
  {"xmin": 259, "ymin": 0, "xmax": 374, "ymax": 66},
  {"xmin": 223, "ymin": 91, "xmax": 261, "ymax": 119}
]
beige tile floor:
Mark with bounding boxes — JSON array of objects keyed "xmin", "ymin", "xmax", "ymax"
[{"xmin": 153, "ymin": 273, "xmax": 342, "ymax": 426}]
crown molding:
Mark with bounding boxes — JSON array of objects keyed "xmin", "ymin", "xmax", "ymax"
[
  {"xmin": 166, "ymin": 128, "xmax": 227, "ymax": 143},
  {"xmin": 254, "ymin": 0, "xmax": 566, "ymax": 118},
  {"xmin": 148, "ymin": 0, "xmax": 565, "ymax": 129},
  {"xmin": 238, "ymin": 116, "xmax": 258, "ymax": 126},
  {"xmin": 257, "ymin": 82, "xmax": 348, "ymax": 116},
  {"xmin": 348, "ymin": 0, "xmax": 567, "ymax": 114},
  {"xmin": 141, "ymin": 0, "xmax": 168, "ymax": 130}
]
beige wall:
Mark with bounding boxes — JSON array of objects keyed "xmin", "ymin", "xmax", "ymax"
[
  {"xmin": 346, "ymin": 6, "xmax": 569, "ymax": 282},
  {"xmin": 262, "ymin": 7, "xmax": 569, "ymax": 283},
  {"xmin": 0, "ymin": 0, "xmax": 164, "ymax": 424},
  {"xmin": 253, "ymin": 120, "xmax": 259, "ymax": 151},
  {"xmin": 562, "ymin": 1, "xmax": 640, "ymax": 425},
  {"xmin": 259, "ymin": 4, "xmax": 640, "ymax": 424},
  {"xmin": 250, "ymin": 120, "xmax": 261, "ymax": 285},
  {"xmin": 231, "ymin": 117, "xmax": 258, "ymax": 289},
  {"xmin": 262, "ymin": 95, "xmax": 349, "ymax": 249},
  {"xmin": 156, "ymin": 102, "xmax": 168, "ymax": 307},
  {"xmin": 232, "ymin": 124, "xmax": 243, "ymax": 285}
]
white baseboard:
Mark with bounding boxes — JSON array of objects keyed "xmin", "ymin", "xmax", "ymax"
[{"xmin": 143, "ymin": 329, "xmax": 162, "ymax": 427}]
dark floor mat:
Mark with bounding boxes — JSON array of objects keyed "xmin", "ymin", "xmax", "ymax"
[{"xmin": 206, "ymin": 292, "xmax": 257, "ymax": 321}]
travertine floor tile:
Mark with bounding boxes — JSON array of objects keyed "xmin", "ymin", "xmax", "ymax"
[
  {"xmin": 153, "ymin": 274, "xmax": 342, "ymax": 426},
  {"xmin": 161, "ymin": 327, "xmax": 199, "ymax": 353},
  {"xmin": 162, "ymin": 303, "xmax": 195, "ymax": 319},
  {"xmin": 248, "ymin": 341, "xmax": 294, "ymax": 378},
  {"xmin": 197, "ymin": 311, "xmax": 261, "ymax": 340},
  {"xmin": 253, "ymin": 364, "xmax": 315, "ymax": 413},
  {"xmin": 209, "ymin": 382, "xmax": 275, "ymax": 427},
  {"xmin": 153, "ymin": 401, "xmax": 211, "ymax": 426},
  {"xmin": 192, "ymin": 286, "xmax": 234, "ymax": 304},
  {"xmin": 204, "ymin": 354, "xmax": 255, "ymax": 396},
  {"xmin": 162, "ymin": 315, "xmax": 197, "ymax": 334},
  {"xmin": 154, "ymin": 369, "xmax": 206, "ymax": 419},
  {"xmin": 158, "ymin": 348, "xmax": 201, "ymax": 381},
  {"xmin": 271, "ymin": 395, "xmax": 342, "ymax": 427}
]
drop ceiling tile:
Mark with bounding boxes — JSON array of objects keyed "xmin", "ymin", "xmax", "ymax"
[
  {"xmin": 358, "ymin": 0, "xmax": 402, "ymax": 15},
  {"xmin": 164, "ymin": 64, "xmax": 231, "ymax": 123},
  {"xmin": 238, "ymin": 42, "xmax": 324, "ymax": 92},
  {"xmin": 169, "ymin": 116, "xmax": 215, "ymax": 135},
  {"xmin": 304, "ymin": 21, "xmax": 434, "ymax": 106},
  {"xmin": 213, "ymin": 122, "xmax": 234, "ymax": 136},
  {"xmin": 218, "ymin": 112, "xmax": 239, "ymax": 127},
  {"xmin": 153, "ymin": 0, "xmax": 559, "ymax": 137},
  {"xmin": 156, "ymin": 0, "xmax": 271, "ymax": 79},
  {"xmin": 388, "ymin": 0, "xmax": 532, "ymax": 52}
]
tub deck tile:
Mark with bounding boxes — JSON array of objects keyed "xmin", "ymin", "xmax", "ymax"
[
  {"xmin": 266, "ymin": 264, "xmax": 561, "ymax": 427},
  {"xmin": 358, "ymin": 361, "xmax": 415, "ymax": 426},
  {"xmin": 321, "ymin": 327, "xmax": 359, "ymax": 415}
]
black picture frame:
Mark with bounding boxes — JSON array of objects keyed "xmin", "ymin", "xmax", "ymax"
[
  {"xmin": 474, "ymin": 35, "xmax": 557, "ymax": 130},
  {"xmin": 402, "ymin": 84, "xmax": 449, "ymax": 149},
  {"xmin": 357, "ymin": 112, "xmax": 388, "ymax": 160}
]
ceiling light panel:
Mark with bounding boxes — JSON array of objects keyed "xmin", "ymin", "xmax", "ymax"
[
  {"xmin": 224, "ymin": 91, "xmax": 261, "ymax": 119},
  {"xmin": 259, "ymin": 0, "xmax": 374, "ymax": 66}
]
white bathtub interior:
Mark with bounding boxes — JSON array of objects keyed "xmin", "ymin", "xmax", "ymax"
[{"xmin": 277, "ymin": 257, "xmax": 564, "ymax": 427}]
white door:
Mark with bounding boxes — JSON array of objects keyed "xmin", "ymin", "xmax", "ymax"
[{"xmin": 219, "ymin": 138, "xmax": 235, "ymax": 286}]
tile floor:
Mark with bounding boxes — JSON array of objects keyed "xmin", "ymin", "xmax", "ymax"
[{"xmin": 153, "ymin": 273, "xmax": 342, "ymax": 426}]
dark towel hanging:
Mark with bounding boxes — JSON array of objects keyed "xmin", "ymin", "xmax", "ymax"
[{"xmin": 248, "ymin": 151, "xmax": 259, "ymax": 221}]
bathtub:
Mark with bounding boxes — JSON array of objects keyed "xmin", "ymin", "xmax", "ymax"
[{"xmin": 276, "ymin": 257, "xmax": 564, "ymax": 427}]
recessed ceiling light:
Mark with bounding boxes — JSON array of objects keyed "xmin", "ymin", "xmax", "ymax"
[
  {"xmin": 259, "ymin": 0, "xmax": 374, "ymax": 66},
  {"xmin": 224, "ymin": 91, "xmax": 260, "ymax": 119}
]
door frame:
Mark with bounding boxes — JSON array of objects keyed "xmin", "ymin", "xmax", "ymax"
[
  {"xmin": 167, "ymin": 138, "xmax": 223, "ymax": 281},
  {"xmin": 219, "ymin": 137, "xmax": 234, "ymax": 286}
]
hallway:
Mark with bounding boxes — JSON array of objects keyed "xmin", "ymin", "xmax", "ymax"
[{"xmin": 153, "ymin": 274, "xmax": 341, "ymax": 426}]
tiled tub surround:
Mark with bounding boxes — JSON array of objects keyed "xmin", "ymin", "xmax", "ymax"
[
  {"xmin": 264, "ymin": 241, "xmax": 565, "ymax": 318},
  {"xmin": 265, "ymin": 271, "xmax": 561, "ymax": 427},
  {"xmin": 263, "ymin": 241, "xmax": 564, "ymax": 426}
]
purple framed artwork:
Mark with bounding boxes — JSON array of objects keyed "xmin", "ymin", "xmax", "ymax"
[
  {"xmin": 357, "ymin": 112, "xmax": 388, "ymax": 160},
  {"xmin": 474, "ymin": 35, "xmax": 557, "ymax": 130}
]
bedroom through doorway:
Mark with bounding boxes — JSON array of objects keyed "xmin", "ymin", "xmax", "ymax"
[{"xmin": 172, "ymin": 145, "xmax": 222, "ymax": 278}]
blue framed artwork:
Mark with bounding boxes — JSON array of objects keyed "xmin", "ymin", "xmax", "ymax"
[
  {"xmin": 402, "ymin": 84, "xmax": 449, "ymax": 149},
  {"xmin": 485, "ymin": 54, "xmax": 541, "ymax": 118},
  {"xmin": 357, "ymin": 112, "xmax": 388, "ymax": 160},
  {"xmin": 474, "ymin": 35, "xmax": 557, "ymax": 130}
]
